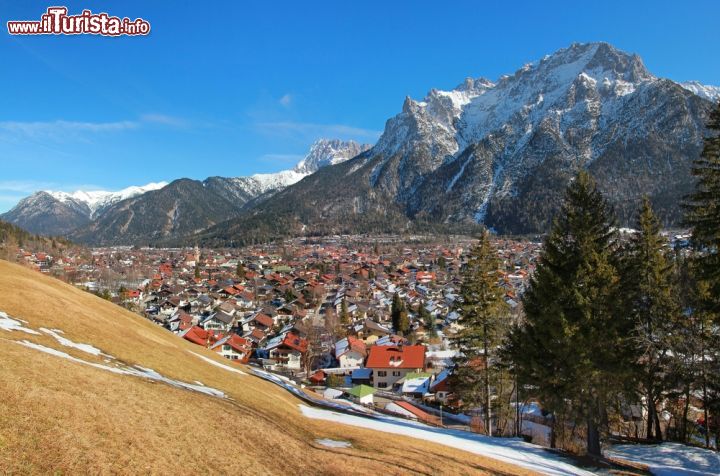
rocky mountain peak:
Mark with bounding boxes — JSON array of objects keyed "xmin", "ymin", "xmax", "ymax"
[{"xmin": 293, "ymin": 139, "xmax": 371, "ymax": 174}]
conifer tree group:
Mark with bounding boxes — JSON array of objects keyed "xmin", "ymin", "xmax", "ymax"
[{"xmin": 452, "ymin": 102, "xmax": 720, "ymax": 456}]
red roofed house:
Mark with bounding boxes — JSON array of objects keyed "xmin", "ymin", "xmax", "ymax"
[
  {"xmin": 180, "ymin": 325, "xmax": 215, "ymax": 347},
  {"xmin": 222, "ymin": 286, "xmax": 240, "ymax": 297},
  {"xmin": 211, "ymin": 334, "xmax": 252, "ymax": 363},
  {"xmin": 251, "ymin": 313, "xmax": 274, "ymax": 331},
  {"xmin": 384, "ymin": 400, "xmax": 440, "ymax": 425},
  {"xmin": 366, "ymin": 344, "xmax": 426, "ymax": 390},
  {"xmin": 309, "ymin": 370, "xmax": 326, "ymax": 385},
  {"xmin": 334, "ymin": 336, "xmax": 367, "ymax": 368},
  {"xmin": 415, "ymin": 271, "xmax": 436, "ymax": 283},
  {"xmin": 267, "ymin": 332, "xmax": 308, "ymax": 371}
]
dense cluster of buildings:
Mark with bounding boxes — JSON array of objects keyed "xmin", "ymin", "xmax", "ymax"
[{"xmin": 13, "ymin": 235, "xmax": 541, "ymax": 416}]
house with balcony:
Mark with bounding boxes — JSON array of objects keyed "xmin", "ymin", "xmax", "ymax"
[{"xmin": 365, "ymin": 344, "xmax": 426, "ymax": 390}]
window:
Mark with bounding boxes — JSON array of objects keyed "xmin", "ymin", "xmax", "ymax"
[
  {"xmin": 377, "ymin": 371, "xmax": 387, "ymax": 377},
  {"xmin": 392, "ymin": 371, "xmax": 401, "ymax": 377},
  {"xmin": 378, "ymin": 382, "xmax": 388, "ymax": 389},
  {"xmin": 223, "ymin": 345, "xmax": 231, "ymax": 351}
]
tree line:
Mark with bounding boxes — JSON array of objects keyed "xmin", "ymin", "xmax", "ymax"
[{"xmin": 452, "ymin": 102, "xmax": 720, "ymax": 457}]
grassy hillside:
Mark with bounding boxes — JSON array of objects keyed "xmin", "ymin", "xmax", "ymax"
[{"xmin": 0, "ymin": 260, "xmax": 531, "ymax": 475}]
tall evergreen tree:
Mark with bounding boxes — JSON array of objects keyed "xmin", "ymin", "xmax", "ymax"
[
  {"xmin": 391, "ymin": 292, "xmax": 409, "ymax": 335},
  {"xmin": 685, "ymin": 101, "xmax": 720, "ymax": 315},
  {"xmin": 391, "ymin": 292, "xmax": 401, "ymax": 331},
  {"xmin": 506, "ymin": 171, "xmax": 634, "ymax": 456},
  {"xmin": 452, "ymin": 231, "xmax": 508, "ymax": 435},
  {"xmin": 340, "ymin": 297, "xmax": 350, "ymax": 324},
  {"xmin": 397, "ymin": 304, "xmax": 410, "ymax": 336},
  {"xmin": 683, "ymin": 101, "xmax": 720, "ymax": 447},
  {"xmin": 622, "ymin": 197, "xmax": 679, "ymax": 440},
  {"xmin": 419, "ymin": 300, "xmax": 436, "ymax": 337}
]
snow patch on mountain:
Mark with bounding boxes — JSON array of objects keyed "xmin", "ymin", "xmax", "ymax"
[
  {"xmin": 293, "ymin": 139, "xmax": 370, "ymax": 174},
  {"xmin": 248, "ymin": 170, "xmax": 309, "ymax": 194},
  {"xmin": 46, "ymin": 182, "xmax": 168, "ymax": 218},
  {"xmin": 679, "ymin": 81, "xmax": 720, "ymax": 102},
  {"xmin": 226, "ymin": 139, "xmax": 372, "ymax": 196}
]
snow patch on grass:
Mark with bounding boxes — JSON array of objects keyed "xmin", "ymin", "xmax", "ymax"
[
  {"xmin": 189, "ymin": 351, "xmax": 247, "ymax": 375},
  {"xmin": 316, "ymin": 438, "xmax": 352, "ymax": 449},
  {"xmin": 15, "ymin": 340, "xmax": 226, "ymax": 399},
  {"xmin": 39, "ymin": 327, "xmax": 108, "ymax": 356},
  {"xmin": 299, "ymin": 404, "xmax": 592, "ymax": 476},
  {"xmin": 0, "ymin": 311, "xmax": 40, "ymax": 335},
  {"xmin": 607, "ymin": 442, "xmax": 720, "ymax": 476}
]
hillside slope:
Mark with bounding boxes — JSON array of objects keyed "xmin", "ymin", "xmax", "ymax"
[{"xmin": 0, "ymin": 260, "xmax": 538, "ymax": 475}]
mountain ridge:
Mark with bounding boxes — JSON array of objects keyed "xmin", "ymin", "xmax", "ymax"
[
  {"xmin": 1, "ymin": 139, "xmax": 370, "ymax": 243},
  {"xmin": 193, "ymin": 42, "xmax": 717, "ymax": 245},
  {"xmin": 2, "ymin": 42, "xmax": 717, "ymax": 245}
]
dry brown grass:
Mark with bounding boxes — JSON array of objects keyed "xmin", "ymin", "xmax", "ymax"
[{"xmin": 0, "ymin": 260, "xmax": 536, "ymax": 475}]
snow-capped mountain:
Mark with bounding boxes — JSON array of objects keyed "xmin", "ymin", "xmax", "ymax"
[
  {"xmin": 293, "ymin": 139, "xmax": 370, "ymax": 174},
  {"xmin": 199, "ymin": 42, "xmax": 717, "ymax": 244},
  {"xmin": 679, "ymin": 80, "xmax": 720, "ymax": 103},
  {"xmin": 216, "ymin": 139, "xmax": 370, "ymax": 199},
  {"xmin": 5, "ymin": 42, "xmax": 716, "ymax": 245},
  {"xmin": 199, "ymin": 139, "xmax": 370, "ymax": 202},
  {"xmin": 1, "ymin": 182, "xmax": 167, "ymax": 236},
  {"xmin": 1, "ymin": 139, "xmax": 369, "ymax": 242},
  {"xmin": 46, "ymin": 182, "xmax": 168, "ymax": 218}
]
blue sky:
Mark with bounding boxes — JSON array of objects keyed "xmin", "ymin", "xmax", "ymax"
[{"xmin": 1, "ymin": 0, "xmax": 718, "ymax": 212}]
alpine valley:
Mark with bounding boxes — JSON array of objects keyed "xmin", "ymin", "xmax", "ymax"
[{"xmin": 3, "ymin": 42, "xmax": 719, "ymax": 246}]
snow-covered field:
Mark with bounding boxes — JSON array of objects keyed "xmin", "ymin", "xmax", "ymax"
[
  {"xmin": 300, "ymin": 404, "xmax": 593, "ymax": 476},
  {"xmin": 607, "ymin": 442, "xmax": 720, "ymax": 476}
]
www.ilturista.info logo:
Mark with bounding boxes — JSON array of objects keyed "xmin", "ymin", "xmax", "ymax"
[{"xmin": 7, "ymin": 7, "xmax": 150, "ymax": 36}]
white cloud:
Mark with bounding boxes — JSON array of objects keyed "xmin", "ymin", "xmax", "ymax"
[
  {"xmin": 279, "ymin": 94, "xmax": 293, "ymax": 107},
  {"xmin": 140, "ymin": 113, "xmax": 188, "ymax": 127},
  {"xmin": 0, "ymin": 120, "xmax": 137, "ymax": 139},
  {"xmin": 0, "ymin": 180, "xmax": 63, "ymax": 194},
  {"xmin": 255, "ymin": 121, "xmax": 381, "ymax": 142},
  {"xmin": 0, "ymin": 113, "xmax": 192, "ymax": 141}
]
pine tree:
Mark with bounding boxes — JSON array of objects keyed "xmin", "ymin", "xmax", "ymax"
[
  {"xmin": 622, "ymin": 197, "xmax": 679, "ymax": 440},
  {"xmin": 391, "ymin": 292, "xmax": 402, "ymax": 332},
  {"xmin": 340, "ymin": 297, "xmax": 350, "ymax": 324},
  {"xmin": 236, "ymin": 262, "xmax": 245, "ymax": 279},
  {"xmin": 685, "ymin": 101, "xmax": 720, "ymax": 315},
  {"xmin": 683, "ymin": 101, "xmax": 720, "ymax": 447},
  {"xmin": 397, "ymin": 304, "xmax": 410, "ymax": 336},
  {"xmin": 419, "ymin": 300, "xmax": 436, "ymax": 337},
  {"xmin": 506, "ymin": 171, "xmax": 634, "ymax": 456},
  {"xmin": 452, "ymin": 230, "xmax": 508, "ymax": 435},
  {"xmin": 194, "ymin": 264, "xmax": 200, "ymax": 279}
]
